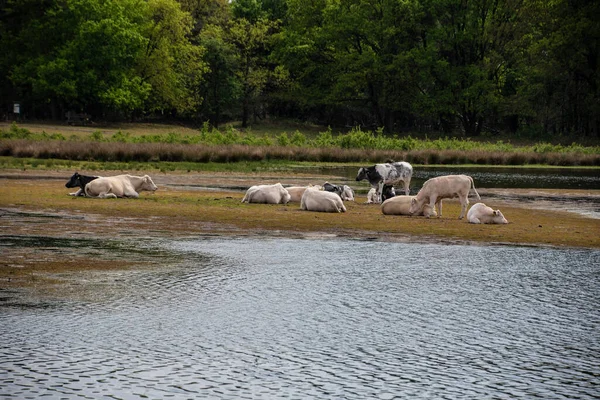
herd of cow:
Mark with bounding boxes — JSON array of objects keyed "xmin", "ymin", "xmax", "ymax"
[{"xmin": 64, "ymin": 161, "xmax": 508, "ymax": 224}]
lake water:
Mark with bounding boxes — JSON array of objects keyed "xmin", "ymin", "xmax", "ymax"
[
  {"xmin": 311, "ymin": 166, "xmax": 600, "ymax": 190},
  {"xmin": 1, "ymin": 237, "xmax": 599, "ymax": 399}
]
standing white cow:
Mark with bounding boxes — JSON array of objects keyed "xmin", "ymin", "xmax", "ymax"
[
  {"xmin": 467, "ymin": 203, "xmax": 508, "ymax": 224},
  {"xmin": 356, "ymin": 161, "xmax": 413, "ymax": 203},
  {"xmin": 241, "ymin": 183, "xmax": 291, "ymax": 204},
  {"xmin": 84, "ymin": 174, "xmax": 158, "ymax": 199},
  {"xmin": 409, "ymin": 174, "xmax": 480, "ymax": 219},
  {"xmin": 381, "ymin": 196, "xmax": 436, "ymax": 217},
  {"xmin": 301, "ymin": 187, "xmax": 346, "ymax": 213}
]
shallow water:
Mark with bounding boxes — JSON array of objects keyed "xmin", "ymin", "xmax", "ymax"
[
  {"xmin": 1, "ymin": 237, "xmax": 599, "ymax": 399},
  {"xmin": 309, "ymin": 166, "xmax": 600, "ymax": 190}
]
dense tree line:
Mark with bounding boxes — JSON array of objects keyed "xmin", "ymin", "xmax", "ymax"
[{"xmin": 1, "ymin": 0, "xmax": 598, "ymax": 138}]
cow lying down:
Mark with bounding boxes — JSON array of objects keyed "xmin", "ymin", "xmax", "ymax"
[
  {"xmin": 301, "ymin": 187, "xmax": 346, "ymax": 213},
  {"xmin": 366, "ymin": 185, "xmax": 395, "ymax": 203},
  {"xmin": 323, "ymin": 182, "xmax": 355, "ymax": 201},
  {"xmin": 286, "ymin": 184, "xmax": 323, "ymax": 202},
  {"xmin": 84, "ymin": 174, "xmax": 158, "ymax": 198},
  {"xmin": 467, "ymin": 203, "xmax": 508, "ymax": 224},
  {"xmin": 242, "ymin": 183, "xmax": 291, "ymax": 204},
  {"xmin": 381, "ymin": 196, "xmax": 436, "ymax": 217},
  {"xmin": 65, "ymin": 172, "xmax": 98, "ymax": 196}
]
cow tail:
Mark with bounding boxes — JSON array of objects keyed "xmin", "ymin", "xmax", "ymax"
[{"xmin": 470, "ymin": 176, "xmax": 481, "ymax": 200}]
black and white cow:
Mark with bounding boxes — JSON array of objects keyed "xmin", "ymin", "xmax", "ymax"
[
  {"xmin": 382, "ymin": 185, "xmax": 396, "ymax": 201},
  {"xmin": 356, "ymin": 161, "xmax": 412, "ymax": 203},
  {"xmin": 323, "ymin": 182, "xmax": 355, "ymax": 201},
  {"xmin": 65, "ymin": 172, "xmax": 99, "ymax": 196}
]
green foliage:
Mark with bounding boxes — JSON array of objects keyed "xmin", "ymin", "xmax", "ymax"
[
  {"xmin": 0, "ymin": 122, "xmax": 32, "ymax": 139},
  {"xmin": 1, "ymin": 0, "xmax": 598, "ymax": 140},
  {"xmin": 276, "ymin": 132, "xmax": 290, "ymax": 146}
]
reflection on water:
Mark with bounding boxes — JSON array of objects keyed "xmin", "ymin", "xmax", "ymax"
[{"xmin": 1, "ymin": 237, "xmax": 599, "ymax": 399}]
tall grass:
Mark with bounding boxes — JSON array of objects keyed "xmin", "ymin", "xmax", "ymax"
[{"xmin": 1, "ymin": 122, "xmax": 599, "ymax": 166}]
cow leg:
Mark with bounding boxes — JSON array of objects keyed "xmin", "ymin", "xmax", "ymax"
[
  {"xmin": 69, "ymin": 189, "xmax": 83, "ymax": 196},
  {"xmin": 429, "ymin": 196, "xmax": 439, "ymax": 218},
  {"xmin": 470, "ymin": 217, "xmax": 481, "ymax": 224},
  {"xmin": 124, "ymin": 190, "xmax": 140, "ymax": 199},
  {"xmin": 403, "ymin": 180, "xmax": 410, "ymax": 196},
  {"xmin": 436, "ymin": 199, "xmax": 443, "ymax": 217},
  {"xmin": 376, "ymin": 182, "xmax": 384, "ymax": 204}
]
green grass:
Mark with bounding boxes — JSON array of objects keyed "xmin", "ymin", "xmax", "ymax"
[{"xmin": 1, "ymin": 121, "xmax": 599, "ymax": 166}]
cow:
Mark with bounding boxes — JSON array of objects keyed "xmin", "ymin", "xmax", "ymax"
[
  {"xmin": 301, "ymin": 187, "xmax": 346, "ymax": 213},
  {"xmin": 65, "ymin": 172, "xmax": 98, "ymax": 196},
  {"xmin": 241, "ymin": 183, "xmax": 291, "ymax": 204},
  {"xmin": 323, "ymin": 182, "xmax": 355, "ymax": 201},
  {"xmin": 381, "ymin": 196, "xmax": 437, "ymax": 217},
  {"xmin": 84, "ymin": 174, "xmax": 158, "ymax": 199},
  {"xmin": 366, "ymin": 188, "xmax": 378, "ymax": 204},
  {"xmin": 366, "ymin": 185, "xmax": 394, "ymax": 204},
  {"xmin": 356, "ymin": 161, "xmax": 413, "ymax": 203},
  {"xmin": 382, "ymin": 185, "xmax": 396, "ymax": 201},
  {"xmin": 467, "ymin": 203, "xmax": 508, "ymax": 224},
  {"xmin": 409, "ymin": 174, "xmax": 480, "ymax": 219},
  {"xmin": 286, "ymin": 185, "xmax": 323, "ymax": 202}
]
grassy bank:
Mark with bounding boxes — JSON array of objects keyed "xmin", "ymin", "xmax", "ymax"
[
  {"xmin": 2, "ymin": 122, "xmax": 599, "ymax": 166},
  {"xmin": 1, "ymin": 175, "xmax": 599, "ymax": 249}
]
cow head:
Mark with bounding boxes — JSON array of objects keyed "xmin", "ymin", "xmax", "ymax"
[
  {"xmin": 493, "ymin": 210, "xmax": 509, "ymax": 224},
  {"xmin": 142, "ymin": 175, "xmax": 158, "ymax": 192},
  {"xmin": 356, "ymin": 168, "xmax": 368, "ymax": 181},
  {"xmin": 423, "ymin": 204, "xmax": 437, "ymax": 218},
  {"xmin": 408, "ymin": 197, "xmax": 421, "ymax": 214},
  {"xmin": 323, "ymin": 182, "xmax": 342, "ymax": 195},
  {"xmin": 65, "ymin": 172, "xmax": 81, "ymax": 188}
]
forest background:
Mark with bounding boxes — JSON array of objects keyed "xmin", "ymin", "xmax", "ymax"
[{"xmin": 1, "ymin": 0, "xmax": 599, "ymax": 142}]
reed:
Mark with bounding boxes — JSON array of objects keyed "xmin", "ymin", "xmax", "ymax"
[{"xmin": 1, "ymin": 123, "xmax": 599, "ymax": 166}]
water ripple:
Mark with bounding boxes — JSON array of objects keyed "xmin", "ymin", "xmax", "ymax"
[{"xmin": 1, "ymin": 238, "xmax": 599, "ymax": 399}]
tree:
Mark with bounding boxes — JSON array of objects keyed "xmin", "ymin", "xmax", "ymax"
[
  {"xmin": 138, "ymin": 0, "xmax": 207, "ymax": 116},
  {"xmin": 5, "ymin": 0, "xmax": 151, "ymax": 118},
  {"xmin": 229, "ymin": 16, "xmax": 279, "ymax": 128},
  {"xmin": 514, "ymin": 0, "xmax": 600, "ymax": 137},
  {"xmin": 420, "ymin": 0, "xmax": 527, "ymax": 136},
  {"xmin": 197, "ymin": 23, "xmax": 241, "ymax": 126}
]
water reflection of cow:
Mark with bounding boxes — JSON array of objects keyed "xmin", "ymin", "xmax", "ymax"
[{"xmin": 356, "ymin": 161, "xmax": 413, "ymax": 203}]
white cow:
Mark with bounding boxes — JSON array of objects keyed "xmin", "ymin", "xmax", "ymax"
[
  {"xmin": 84, "ymin": 174, "xmax": 158, "ymax": 199},
  {"xmin": 409, "ymin": 174, "xmax": 480, "ymax": 219},
  {"xmin": 286, "ymin": 185, "xmax": 323, "ymax": 202},
  {"xmin": 340, "ymin": 185, "xmax": 355, "ymax": 201},
  {"xmin": 323, "ymin": 182, "xmax": 355, "ymax": 201},
  {"xmin": 301, "ymin": 187, "xmax": 346, "ymax": 213},
  {"xmin": 467, "ymin": 203, "xmax": 508, "ymax": 224},
  {"xmin": 381, "ymin": 196, "xmax": 437, "ymax": 217},
  {"xmin": 241, "ymin": 183, "xmax": 291, "ymax": 204},
  {"xmin": 366, "ymin": 188, "xmax": 378, "ymax": 204}
]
